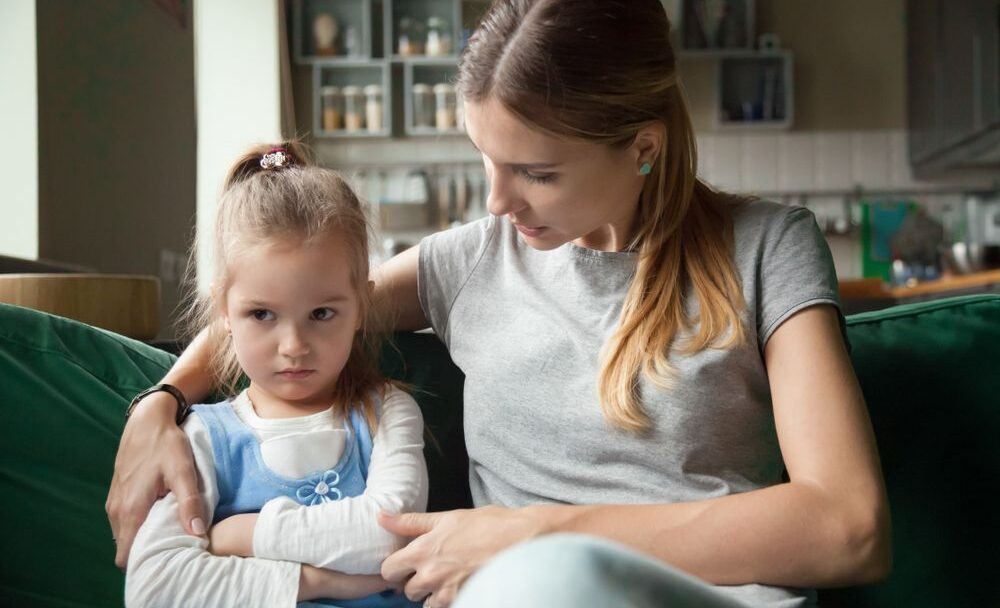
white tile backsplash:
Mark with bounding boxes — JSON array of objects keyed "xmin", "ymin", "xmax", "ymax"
[
  {"xmin": 815, "ymin": 132, "xmax": 854, "ymax": 189},
  {"xmin": 850, "ymin": 131, "xmax": 891, "ymax": 188},
  {"xmin": 777, "ymin": 133, "xmax": 816, "ymax": 191},
  {"xmin": 741, "ymin": 135, "xmax": 780, "ymax": 193}
]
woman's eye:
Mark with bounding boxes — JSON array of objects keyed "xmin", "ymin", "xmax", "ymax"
[
  {"xmin": 311, "ymin": 307, "xmax": 337, "ymax": 321},
  {"xmin": 250, "ymin": 309, "xmax": 274, "ymax": 321},
  {"xmin": 519, "ymin": 169, "xmax": 556, "ymax": 185}
]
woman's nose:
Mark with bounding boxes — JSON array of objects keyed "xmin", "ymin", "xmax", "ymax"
[{"xmin": 485, "ymin": 167, "xmax": 525, "ymax": 218}]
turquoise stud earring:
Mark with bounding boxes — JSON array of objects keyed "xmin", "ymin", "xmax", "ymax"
[{"xmin": 639, "ymin": 162, "xmax": 652, "ymax": 176}]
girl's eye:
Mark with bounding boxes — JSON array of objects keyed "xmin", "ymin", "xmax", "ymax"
[
  {"xmin": 311, "ymin": 307, "xmax": 336, "ymax": 321},
  {"xmin": 250, "ymin": 309, "xmax": 274, "ymax": 321},
  {"xmin": 519, "ymin": 168, "xmax": 557, "ymax": 185}
]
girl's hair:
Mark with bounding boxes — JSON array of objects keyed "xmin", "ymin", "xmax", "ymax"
[
  {"xmin": 459, "ymin": 0, "xmax": 748, "ymax": 433},
  {"xmin": 180, "ymin": 141, "xmax": 387, "ymax": 429}
]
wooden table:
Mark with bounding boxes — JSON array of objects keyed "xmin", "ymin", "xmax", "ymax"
[{"xmin": 0, "ymin": 274, "xmax": 161, "ymax": 341}]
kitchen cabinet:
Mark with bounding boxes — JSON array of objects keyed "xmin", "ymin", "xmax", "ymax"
[{"xmin": 906, "ymin": 0, "xmax": 1000, "ymax": 174}]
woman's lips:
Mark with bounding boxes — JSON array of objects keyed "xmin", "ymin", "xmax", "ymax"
[
  {"xmin": 514, "ymin": 223, "xmax": 547, "ymax": 237},
  {"xmin": 277, "ymin": 369, "xmax": 315, "ymax": 380}
]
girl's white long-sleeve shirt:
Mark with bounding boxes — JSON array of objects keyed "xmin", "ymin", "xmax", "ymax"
[{"xmin": 125, "ymin": 385, "xmax": 428, "ymax": 608}]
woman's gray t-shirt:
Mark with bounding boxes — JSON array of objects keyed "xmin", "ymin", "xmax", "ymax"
[{"xmin": 417, "ymin": 199, "xmax": 842, "ymax": 607}]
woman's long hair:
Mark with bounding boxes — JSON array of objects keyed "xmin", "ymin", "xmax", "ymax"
[{"xmin": 458, "ymin": 0, "xmax": 747, "ymax": 433}]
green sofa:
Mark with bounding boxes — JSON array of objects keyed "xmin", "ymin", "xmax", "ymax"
[{"xmin": 2, "ymin": 295, "xmax": 998, "ymax": 607}]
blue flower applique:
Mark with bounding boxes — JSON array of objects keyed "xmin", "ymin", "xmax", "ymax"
[{"xmin": 296, "ymin": 469, "xmax": 343, "ymax": 506}]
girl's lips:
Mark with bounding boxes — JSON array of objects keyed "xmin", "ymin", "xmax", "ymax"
[
  {"xmin": 277, "ymin": 370, "xmax": 315, "ymax": 380},
  {"xmin": 514, "ymin": 223, "xmax": 547, "ymax": 237}
]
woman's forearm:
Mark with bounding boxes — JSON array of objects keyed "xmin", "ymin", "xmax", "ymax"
[
  {"xmin": 534, "ymin": 479, "xmax": 891, "ymax": 589},
  {"xmin": 163, "ymin": 326, "xmax": 215, "ymax": 400}
]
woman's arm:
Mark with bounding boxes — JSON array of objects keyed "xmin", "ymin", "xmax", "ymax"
[
  {"xmin": 372, "ymin": 244, "xmax": 429, "ymax": 332},
  {"xmin": 246, "ymin": 388, "xmax": 428, "ymax": 574},
  {"xmin": 107, "ymin": 328, "xmax": 217, "ymax": 568},
  {"xmin": 380, "ymin": 305, "xmax": 891, "ymax": 602}
]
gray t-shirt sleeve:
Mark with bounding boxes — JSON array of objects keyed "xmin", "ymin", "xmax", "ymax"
[
  {"xmin": 756, "ymin": 206, "xmax": 845, "ymax": 349},
  {"xmin": 417, "ymin": 216, "xmax": 496, "ymax": 345}
]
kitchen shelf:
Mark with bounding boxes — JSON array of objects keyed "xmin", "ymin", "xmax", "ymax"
[
  {"xmin": 293, "ymin": 0, "xmax": 374, "ymax": 62},
  {"xmin": 293, "ymin": 0, "xmax": 483, "ymax": 139},
  {"xmin": 313, "ymin": 62, "xmax": 391, "ymax": 138},
  {"xmin": 678, "ymin": 0, "xmax": 755, "ymax": 53},
  {"xmin": 716, "ymin": 51, "xmax": 793, "ymax": 130}
]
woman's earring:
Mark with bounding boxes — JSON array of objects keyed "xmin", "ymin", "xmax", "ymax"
[{"xmin": 639, "ymin": 162, "xmax": 652, "ymax": 176}]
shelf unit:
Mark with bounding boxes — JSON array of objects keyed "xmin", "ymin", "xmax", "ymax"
[
  {"xmin": 293, "ymin": 0, "xmax": 485, "ymax": 139},
  {"xmin": 675, "ymin": 0, "xmax": 794, "ymax": 131}
]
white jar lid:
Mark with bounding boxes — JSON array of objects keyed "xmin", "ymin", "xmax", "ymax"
[
  {"xmin": 433, "ymin": 83, "xmax": 456, "ymax": 94},
  {"xmin": 320, "ymin": 85, "xmax": 341, "ymax": 94},
  {"xmin": 412, "ymin": 83, "xmax": 432, "ymax": 93},
  {"xmin": 342, "ymin": 85, "xmax": 362, "ymax": 95},
  {"xmin": 363, "ymin": 84, "xmax": 383, "ymax": 95}
]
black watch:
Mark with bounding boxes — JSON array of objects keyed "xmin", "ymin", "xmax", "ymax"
[{"xmin": 126, "ymin": 383, "xmax": 191, "ymax": 425}]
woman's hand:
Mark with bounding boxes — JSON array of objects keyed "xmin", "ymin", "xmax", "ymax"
[
  {"xmin": 379, "ymin": 506, "xmax": 550, "ymax": 607},
  {"xmin": 299, "ymin": 566, "xmax": 395, "ymax": 601},
  {"xmin": 208, "ymin": 513, "xmax": 258, "ymax": 557},
  {"xmin": 106, "ymin": 392, "xmax": 206, "ymax": 568}
]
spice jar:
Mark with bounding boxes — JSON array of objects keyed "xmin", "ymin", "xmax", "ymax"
[
  {"xmin": 342, "ymin": 85, "xmax": 365, "ymax": 132},
  {"xmin": 433, "ymin": 83, "xmax": 457, "ymax": 130},
  {"xmin": 320, "ymin": 86, "xmax": 343, "ymax": 131},
  {"xmin": 426, "ymin": 17, "xmax": 452, "ymax": 56},
  {"xmin": 364, "ymin": 84, "xmax": 384, "ymax": 133},
  {"xmin": 397, "ymin": 17, "xmax": 424, "ymax": 56},
  {"xmin": 412, "ymin": 83, "xmax": 434, "ymax": 129}
]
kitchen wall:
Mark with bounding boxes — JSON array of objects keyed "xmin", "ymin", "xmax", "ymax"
[
  {"xmin": 307, "ymin": 0, "xmax": 996, "ymax": 279},
  {"xmin": 34, "ymin": 0, "xmax": 196, "ymax": 339}
]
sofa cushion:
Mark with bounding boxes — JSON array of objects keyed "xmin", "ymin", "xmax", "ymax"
[{"xmin": 822, "ymin": 294, "xmax": 1000, "ymax": 607}]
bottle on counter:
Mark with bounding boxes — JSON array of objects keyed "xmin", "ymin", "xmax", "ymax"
[
  {"xmin": 434, "ymin": 83, "xmax": 457, "ymax": 130},
  {"xmin": 364, "ymin": 84, "xmax": 384, "ymax": 133},
  {"xmin": 320, "ymin": 86, "xmax": 343, "ymax": 131},
  {"xmin": 342, "ymin": 85, "xmax": 365, "ymax": 132},
  {"xmin": 412, "ymin": 83, "xmax": 434, "ymax": 129}
]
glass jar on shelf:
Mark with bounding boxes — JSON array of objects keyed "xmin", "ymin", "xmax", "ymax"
[
  {"xmin": 426, "ymin": 17, "xmax": 452, "ymax": 56},
  {"xmin": 342, "ymin": 85, "xmax": 365, "ymax": 132},
  {"xmin": 320, "ymin": 86, "xmax": 343, "ymax": 131},
  {"xmin": 433, "ymin": 83, "xmax": 457, "ymax": 130},
  {"xmin": 398, "ymin": 17, "xmax": 424, "ymax": 56},
  {"xmin": 363, "ymin": 84, "xmax": 384, "ymax": 133},
  {"xmin": 412, "ymin": 83, "xmax": 434, "ymax": 129}
]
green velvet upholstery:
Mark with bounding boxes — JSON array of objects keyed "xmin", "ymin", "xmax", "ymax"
[{"xmin": 1, "ymin": 295, "xmax": 998, "ymax": 607}]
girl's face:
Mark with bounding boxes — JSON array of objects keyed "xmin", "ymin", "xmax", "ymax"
[
  {"xmin": 222, "ymin": 236, "xmax": 362, "ymax": 417},
  {"xmin": 465, "ymin": 97, "xmax": 656, "ymax": 252}
]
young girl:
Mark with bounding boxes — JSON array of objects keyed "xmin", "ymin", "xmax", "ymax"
[{"xmin": 124, "ymin": 143, "xmax": 427, "ymax": 607}]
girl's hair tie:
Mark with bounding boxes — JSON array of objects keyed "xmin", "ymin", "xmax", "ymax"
[{"xmin": 260, "ymin": 148, "xmax": 294, "ymax": 170}]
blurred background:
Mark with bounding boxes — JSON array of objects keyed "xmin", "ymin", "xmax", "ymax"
[{"xmin": 1, "ymin": 0, "xmax": 998, "ymax": 341}]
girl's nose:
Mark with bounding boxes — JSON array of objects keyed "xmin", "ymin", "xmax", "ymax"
[{"xmin": 279, "ymin": 325, "xmax": 310, "ymax": 358}]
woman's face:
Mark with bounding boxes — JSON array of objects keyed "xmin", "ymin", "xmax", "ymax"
[{"xmin": 464, "ymin": 97, "xmax": 654, "ymax": 252}]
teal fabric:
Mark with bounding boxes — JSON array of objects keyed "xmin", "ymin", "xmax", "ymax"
[{"xmin": 2, "ymin": 295, "xmax": 999, "ymax": 607}]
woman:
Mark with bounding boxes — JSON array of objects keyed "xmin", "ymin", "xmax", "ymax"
[{"xmin": 107, "ymin": 1, "xmax": 890, "ymax": 606}]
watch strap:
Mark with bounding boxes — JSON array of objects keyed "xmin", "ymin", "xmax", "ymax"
[{"xmin": 126, "ymin": 383, "xmax": 191, "ymax": 425}]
